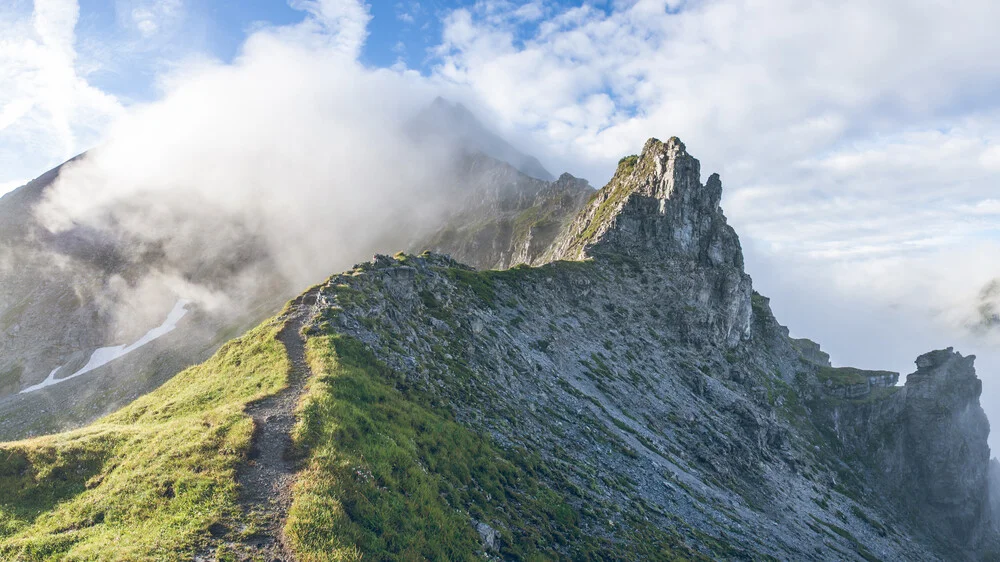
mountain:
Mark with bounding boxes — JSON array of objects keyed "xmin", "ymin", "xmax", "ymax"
[
  {"xmin": 409, "ymin": 97, "xmax": 556, "ymax": 181},
  {"xmin": 418, "ymin": 152, "xmax": 592, "ymax": 269},
  {"xmin": 0, "ymin": 156, "xmax": 286, "ymax": 439},
  {"xmin": 0, "ymin": 100, "xmax": 566, "ymax": 441},
  {"xmin": 1, "ymin": 136, "xmax": 996, "ymax": 560}
]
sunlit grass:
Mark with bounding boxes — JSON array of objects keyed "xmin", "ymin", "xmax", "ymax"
[{"xmin": 0, "ymin": 320, "xmax": 288, "ymax": 561}]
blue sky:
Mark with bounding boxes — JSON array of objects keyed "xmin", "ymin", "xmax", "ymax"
[
  {"xmin": 56, "ymin": 1, "xmax": 521, "ymax": 104},
  {"xmin": 4, "ymin": 1, "xmax": 1000, "ymax": 447},
  {"xmin": 63, "ymin": 1, "xmax": 605, "ymax": 104}
]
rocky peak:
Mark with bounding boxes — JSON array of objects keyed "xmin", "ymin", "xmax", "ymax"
[
  {"xmin": 906, "ymin": 347, "xmax": 983, "ymax": 400},
  {"xmin": 543, "ymin": 137, "xmax": 752, "ymax": 347},
  {"xmin": 903, "ymin": 347, "xmax": 992, "ymax": 546},
  {"xmin": 548, "ymin": 137, "xmax": 743, "ymax": 269},
  {"xmin": 553, "ymin": 172, "xmax": 590, "ymax": 191}
]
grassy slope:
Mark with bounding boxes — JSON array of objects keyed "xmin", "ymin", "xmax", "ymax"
[
  {"xmin": 287, "ymin": 335, "xmax": 606, "ymax": 561},
  {"xmin": 0, "ymin": 320, "xmax": 288, "ymax": 561}
]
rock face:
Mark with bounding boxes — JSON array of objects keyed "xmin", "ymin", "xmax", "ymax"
[
  {"xmin": 791, "ymin": 337, "xmax": 832, "ymax": 367},
  {"xmin": 547, "ymin": 137, "xmax": 742, "ymax": 268},
  {"xmin": 544, "ymin": 137, "xmax": 752, "ymax": 347},
  {"xmin": 419, "ymin": 154, "xmax": 591, "ymax": 270},
  {"xmin": 819, "ymin": 366, "xmax": 899, "ymax": 399},
  {"xmin": 903, "ymin": 348, "xmax": 992, "ymax": 545},
  {"xmin": 991, "ymin": 458, "xmax": 1000, "ymax": 531},
  {"xmin": 814, "ymin": 346, "xmax": 995, "ymax": 555}
]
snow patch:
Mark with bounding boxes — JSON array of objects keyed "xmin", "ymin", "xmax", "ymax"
[{"xmin": 21, "ymin": 299, "xmax": 191, "ymax": 394}]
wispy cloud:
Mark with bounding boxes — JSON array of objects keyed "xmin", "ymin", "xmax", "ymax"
[
  {"xmin": 0, "ymin": 0, "xmax": 123, "ymax": 191},
  {"xmin": 116, "ymin": 0, "xmax": 185, "ymax": 38}
]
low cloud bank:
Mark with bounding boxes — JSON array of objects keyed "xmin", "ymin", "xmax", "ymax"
[{"xmin": 27, "ymin": 8, "xmax": 463, "ymax": 336}]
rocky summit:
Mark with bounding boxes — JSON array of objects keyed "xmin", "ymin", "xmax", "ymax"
[{"xmin": 0, "ymin": 137, "xmax": 997, "ymax": 560}]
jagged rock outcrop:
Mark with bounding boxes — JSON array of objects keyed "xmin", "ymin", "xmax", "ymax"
[
  {"xmin": 813, "ymin": 346, "xmax": 995, "ymax": 555},
  {"xmin": 547, "ymin": 137, "xmax": 742, "ymax": 268},
  {"xmin": 542, "ymin": 137, "xmax": 751, "ymax": 347},
  {"xmin": 903, "ymin": 348, "xmax": 992, "ymax": 546},
  {"xmin": 420, "ymin": 154, "xmax": 591, "ymax": 270},
  {"xmin": 791, "ymin": 337, "xmax": 833, "ymax": 367}
]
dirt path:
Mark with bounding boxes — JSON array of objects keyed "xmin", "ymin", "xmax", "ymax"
[{"xmin": 218, "ymin": 291, "xmax": 318, "ymax": 561}]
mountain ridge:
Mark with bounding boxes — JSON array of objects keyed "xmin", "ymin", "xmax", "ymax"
[
  {"xmin": 0, "ymin": 101, "xmax": 572, "ymax": 441},
  {"xmin": 0, "ymin": 136, "xmax": 996, "ymax": 559}
]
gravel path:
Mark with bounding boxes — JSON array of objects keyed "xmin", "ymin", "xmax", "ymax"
[{"xmin": 225, "ymin": 291, "xmax": 318, "ymax": 561}]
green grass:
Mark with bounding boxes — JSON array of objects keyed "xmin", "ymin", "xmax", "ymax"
[
  {"xmin": 0, "ymin": 319, "xmax": 290, "ymax": 561},
  {"xmin": 287, "ymin": 334, "xmax": 592, "ymax": 560},
  {"xmin": 816, "ymin": 366, "xmax": 896, "ymax": 387},
  {"xmin": 618, "ymin": 154, "xmax": 639, "ymax": 169},
  {"xmin": 443, "ymin": 268, "xmax": 497, "ymax": 306}
]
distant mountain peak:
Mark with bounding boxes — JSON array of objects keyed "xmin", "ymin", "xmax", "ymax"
[{"xmin": 409, "ymin": 97, "xmax": 555, "ymax": 181}]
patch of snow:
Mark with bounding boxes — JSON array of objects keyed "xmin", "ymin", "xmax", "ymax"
[{"xmin": 21, "ymin": 299, "xmax": 191, "ymax": 394}]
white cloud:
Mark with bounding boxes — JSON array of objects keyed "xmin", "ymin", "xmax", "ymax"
[
  {"xmin": 982, "ymin": 144, "xmax": 1000, "ymax": 171},
  {"xmin": 116, "ymin": 0, "xmax": 185, "ymax": 38},
  {"xmin": 394, "ymin": 1, "xmax": 421, "ymax": 25},
  {"xmin": 286, "ymin": 0, "xmax": 372, "ymax": 59},
  {"xmin": 32, "ymin": 0, "xmax": 456, "ymax": 320},
  {"xmin": 0, "ymin": 0, "xmax": 123, "ymax": 192}
]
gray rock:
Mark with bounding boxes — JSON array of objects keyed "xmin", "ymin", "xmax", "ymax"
[
  {"xmin": 990, "ymin": 458, "xmax": 1000, "ymax": 532},
  {"xmin": 904, "ymin": 348, "xmax": 992, "ymax": 546}
]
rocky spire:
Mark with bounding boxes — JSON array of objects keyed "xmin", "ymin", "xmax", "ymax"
[
  {"xmin": 547, "ymin": 137, "xmax": 743, "ymax": 268},
  {"xmin": 903, "ymin": 348, "xmax": 992, "ymax": 546},
  {"xmin": 544, "ymin": 137, "xmax": 752, "ymax": 347}
]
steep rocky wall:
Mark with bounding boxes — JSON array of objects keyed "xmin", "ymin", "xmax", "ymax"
[
  {"xmin": 813, "ymin": 347, "xmax": 994, "ymax": 554},
  {"xmin": 791, "ymin": 337, "xmax": 832, "ymax": 367},
  {"xmin": 991, "ymin": 458, "xmax": 1000, "ymax": 532},
  {"xmin": 903, "ymin": 349, "xmax": 992, "ymax": 546},
  {"xmin": 418, "ymin": 154, "xmax": 591, "ymax": 270}
]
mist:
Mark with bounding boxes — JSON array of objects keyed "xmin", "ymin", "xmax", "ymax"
[{"xmin": 27, "ymin": 10, "xmax": 468, "ymax": 338}]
